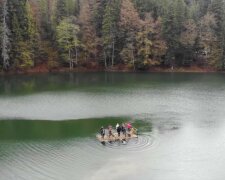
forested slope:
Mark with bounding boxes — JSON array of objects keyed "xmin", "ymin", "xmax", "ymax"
[{"xmin": 0, "ymin": 0, "xmax": 225, "ymax": 72}]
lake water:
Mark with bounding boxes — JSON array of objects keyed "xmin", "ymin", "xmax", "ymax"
[{"xmin": 0, "ymin": 72, "xmax": 225, "ymax": 180}]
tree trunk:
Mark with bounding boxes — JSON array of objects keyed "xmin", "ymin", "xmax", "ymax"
[
  {"xmin": 112, "ymin": 40, "xmax": 115, "ymax": 67},
  {"xmin": 2, "ymin": 0, "xmax": 10, "ymax": 70},
  {"xmin": 69, "ymin": 49, "xmax": 72, "ymax": 70},
  {"xmin": 132, "ymin": 49, "xmax": 135, "ymax": 71},
  {"xmin": 75, "ymin": 47, "xmax": 78, "ymax": 65},
  {"xmin": 104, "ymin": 50, "xmax": 107, "ymax": 68}
]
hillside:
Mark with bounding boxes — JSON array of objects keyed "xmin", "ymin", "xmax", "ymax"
[{"xmin": 0, "ymin": 0, "xmax": 225, "ymax": 72}]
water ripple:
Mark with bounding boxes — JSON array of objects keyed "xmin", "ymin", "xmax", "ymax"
[
  {"xmin": 91, "ymin": 133, "xmax": 156, "ymax": 153},
  {"xmin": 0, "ymin": 133, "xmax": 158, "ymax": 180}
]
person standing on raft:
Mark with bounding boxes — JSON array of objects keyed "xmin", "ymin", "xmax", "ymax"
[
  {"xmin": 100, "ymin": 126, "xmax": 105, "ymax": 139},
  {"xmin": 121, "ymin": 123, "xmax": 126, "ymax": 137},
  {"xmin": 108, "ymin": 125, "xmax": 113, "ymax": 138},
  {"xmin": 116, "ymin": 123, "xmax": 121, "ymax": 137},
  {"xmin": 127, "ymin": 123, "xmax": 132, "ymax": 131},
  {"xmin": 126, "ymin": 123, "xmax": 132, "ymax": 137}
]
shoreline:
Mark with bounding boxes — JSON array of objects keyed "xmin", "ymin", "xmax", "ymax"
[{"xmin": 0, "ymin": 65, "xmax": 223, "ymax": 76}]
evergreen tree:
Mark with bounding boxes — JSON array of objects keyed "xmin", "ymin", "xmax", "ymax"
[
  {"xmin": 198, "ymin": 0, "xmax": 212, "ymax": 17},
  {"xmin": 39, "ymin": 0, "xmax": 55, "ymax": 39},
  {"xmin": 209, "ymin": 0, "xmax": 225, "ymax": 69},
  {"xmin": 56, "ymin": 0, "xmax": 67, "ymax": 23},
  {"xmin": 7, "ymin": 0, "xmax": 40, "ymax": 69},
  {"xmin": 93, "ymin": 0, "xmax": 107, "ymax": 37},
  {"xmin": 79, "ymin": 0, "xmax": 97, "ymax": 61},
  {"xmin": 1, "ymin": 0, "xmax": 10, "ymax": 70},
  {"xmin": 175, "ymin": 0, "xmax": 186, "ymax": 34},
  {"xmin": 102, "ymin": 0, "xmax": 121, "ymax": 67},
  {"xmin": 163, "ymin": 0, "xmax": 188, "ymax": 66},
  {"xmin": 162, "ymin": 1, "xmax": 177, "ymax": 65},
  {"xmin": 56, "ymin": 0, "xmax": 80, "ymax": 24}
]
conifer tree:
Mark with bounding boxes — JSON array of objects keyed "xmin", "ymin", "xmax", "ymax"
[
  {"xmin": 1, "ymin": 0, "xmax": 10, "ymax": 70},
  {"xmin": 102, "ymin": 0, "xmax": 121, "ymax": 67},
  {"xmin": 56, "ymin": 0, "xmax": 67, "ymax": 23},
  {"xmin": 209, "ymin": 0, "xmax": 225, "ymax": 68},
  {"xmin": 93, "ymin": 0, "xmax": 107, "ymax": 37},
  {"xmin": 79, "ymin": 0, "xmax": 97, "ymax": 61},
  {"xmin": 162, "ymin": 1, "xmax": 177, "ymax": 65}
]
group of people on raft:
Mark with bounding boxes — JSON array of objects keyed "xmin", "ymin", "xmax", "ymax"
[{"xmin": 100, "ymin": 122, "xmax": 136, "ymax": 139}]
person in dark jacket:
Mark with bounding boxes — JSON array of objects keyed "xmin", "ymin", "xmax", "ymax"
[
  {"xmin": 116, "ymin": 123, "xmax": 121, "ymax": 137},
  {"xmin": 100, "ymin": 126, "xmax": 105, "ymax": 139}
]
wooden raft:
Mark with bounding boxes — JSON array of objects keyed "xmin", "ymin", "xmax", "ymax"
[{"xmin": 96, "ymin": 132, "xmax": 138, "ymax": 143}]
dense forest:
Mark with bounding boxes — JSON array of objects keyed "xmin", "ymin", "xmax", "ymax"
[{"xmin": 0, "ymin": 0, "xmax": 225, "ymax": 72}]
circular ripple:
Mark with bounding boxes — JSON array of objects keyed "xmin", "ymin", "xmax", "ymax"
[
  {"xmin": 0, "ymin": 134, "xmax": 158, "ymax": 179},
  {"xmin": 92, "ymin": 133, "xmax": 156, "ymax": 153}
]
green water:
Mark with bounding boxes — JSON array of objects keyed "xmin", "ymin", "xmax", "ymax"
[
  {"xmin": 0, "ymin": 118, "xmax": 150, "ymax": 140},
  {"xmin": 0, "ymin": 72, "xmax": 225, "ymax": 180}
]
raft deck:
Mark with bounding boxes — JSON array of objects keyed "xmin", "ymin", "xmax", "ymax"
[{"xmin": 96, "ymin": 132, "xmax": 138, "ymax": 143}]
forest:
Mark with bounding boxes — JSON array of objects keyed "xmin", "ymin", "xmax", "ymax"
[{"xmin": 0, "ymin": 0, "xmax": 225, "ymax": 72}]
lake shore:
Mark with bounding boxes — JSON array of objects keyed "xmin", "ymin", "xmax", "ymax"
[{"xmin": 0, "ymin": 64, "xmax": 222, "ymax": 76}]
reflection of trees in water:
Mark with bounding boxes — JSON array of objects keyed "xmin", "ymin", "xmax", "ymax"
[
  {"xmin": 0, "ymin": 73, "xmax": 178, "ymax": 95},
  {"xmin": 4, "ymin": 79, "xmax": 11, "ymax": 94},
  {"xmin": 133, "ymin": 120, "xmax": 153, "ymax": 133},
  {"xmin": 156, "ymin": 121, "xmax": 181, "ymax": 134},
  {"xmin": 21, "ymin": 81, "xmax": 36, "ymax": 93},
  {"xmin": 1, "ymin": 73, "xmax": 225, "ymax": 97},
  {"xmin": 132, "ymin": 113, "xmax": 181, "ymax": 134},
  {"xmin": 0, "ymin": 116, "xmax": 156, "ymax": 141},
  {"xmin": 0, "ymin": 117, "xmax": 129, "ymax": 141},
  {"xmin": 151, "ymin": 114, "xmax": 181, "ymax": 134}
]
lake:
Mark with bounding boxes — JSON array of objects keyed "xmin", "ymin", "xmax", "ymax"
[{"xmin": 0, "ymin": 72, "xmax": 225, "ymax": 180}]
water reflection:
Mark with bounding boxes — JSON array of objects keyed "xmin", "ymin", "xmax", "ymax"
[
  {"xmin": 1, "ymin": 72, "xmax": 225, "ymax": 96},
  {"xmin": 0, "ymin": 117, "xmax": 153, "ymax": 141}
]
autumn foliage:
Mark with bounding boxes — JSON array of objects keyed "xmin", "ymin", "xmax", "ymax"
[{"xmin": 0, "ymin": 0, "xmax": 225, "ymax": 71}]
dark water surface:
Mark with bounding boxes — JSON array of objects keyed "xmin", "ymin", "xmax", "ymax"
[{"xmin": 0, "ymin": 72, "xmax": 225, "ymax": 180}]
